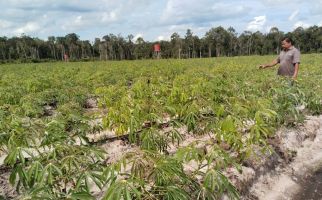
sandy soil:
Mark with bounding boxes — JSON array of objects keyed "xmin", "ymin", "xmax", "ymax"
[
  {"xmin": 1, "ymin": 114, "xmax": 322, "ymax": 200},
  {"xmin": 243, "ymin": 115, "xmax": 322, "ymax": 200}
]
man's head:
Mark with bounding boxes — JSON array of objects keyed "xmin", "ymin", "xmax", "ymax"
[{"xmin": 281, "ymin": 37, "xmax": 293, "ymax": 50}]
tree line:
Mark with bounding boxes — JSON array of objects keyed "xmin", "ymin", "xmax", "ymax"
[{"xmin": 0, "ymin": 25, "xmax": 322, "ymax": 63}]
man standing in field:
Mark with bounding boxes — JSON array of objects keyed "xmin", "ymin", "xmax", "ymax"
[{"xmin": 259, "ymin": 37, "xmax": 300, "ymax": 80}]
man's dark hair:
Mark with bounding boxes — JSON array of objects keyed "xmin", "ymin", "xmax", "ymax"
[{"xmin": 282, "ymin": 37, "xmax": 293, "ymax": 44}]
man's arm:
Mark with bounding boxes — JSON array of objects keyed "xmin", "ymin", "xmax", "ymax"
[
  {"xmin": 292, "ymin": 49, "xmax": 300, "ymax": 80},
  {"xmin": 259, "ymin": 59, "xmax": 279, "ymax": 69},
  {"xmin": 293, "ymin": 63, "xmax": 299, "ymax": 79}
]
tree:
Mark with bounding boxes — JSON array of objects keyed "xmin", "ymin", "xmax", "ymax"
[
  {"xmin": 47, "ymin": 36, "xmax": 57, "ymax": 59},
  {"xmin": 171, "ymin": 32, "xmax": 182, "ymax": 59},
  {"xmin": 267, "ymin": 27, "xmax": 284, "ymax": 54},
  {"xmin": 0, "ymin": 25, "xmax": 322, "ymax": 62},
  {"xmin": 134, "ymin": 37, "xmax": 151, "ymax": 59},
  {"xmin": 65, "ymin": 33, "xmax": 80, "ymax": 60},
  {"xmin": 56, "ymin": 37, "xmax": 66, "ymax": 60},
  {"xmin": 227, "ymin": 27, "xmax": 238, "ymax": 56},
  {"xmin": 0, "ymin": 37, "xmax": 7, "ymax": 60},
  {"xmin": 184, "ymin": 29, "xmax": 194, "ymax": 58},
  {"xmin": 292, "ymin": 27, "xmax": 305, "ymax": 51}
]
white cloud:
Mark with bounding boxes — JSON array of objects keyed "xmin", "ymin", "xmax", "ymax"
[
  {"xmin": 288, "ymin": 9, "xmax": 299, "ymax": 21},
  {"xmin": 157, "ymin": 35, "xmax": 165, "ymax": 41},
  {"xmin": 164, "ymin": 24, "xmax": 204, "ymax": 40},
  {"xmin": 133, "ymin": 33, "xmax": 143, "ymax": 41},
  {"xmin": 75, "ymin": 16, "xmax": 83, "ymax": 24},
  {"xmin": 155, "ymin": 35, "xmax": 170, "ymax": 41},
  {"xmin": 169, "ymin": 24, "xmax": 192, "ymax": 32},
  {"xmin": 309, "ymin": 0, "xmax": 322, "ymax": 15},
  {"xmin": 246, "ymin": 16, "xmax": 266, "ymax": 32},
  {"xmin": 293, "ymin": 21, "xmax": 310, "ymax": 29},
  {"xmin": 61, "ymin": 15, "xmax": 88, "ymax": 31},
  {"xmin": 161, "ymin": 0, "xmax": 248, "ymax": 26},
  {"xmin": 14, "ymin": 22, "xmax": 40, "ymax": 34},
  {"xmin": 102, "ymin": 11, "xmax": 118, "ymax": 23},
  {"xmin": 0, "ymin": 19, "xmax": 12, "ymax": 29},
  {"xmin": 211, "ymin": 3, "xmax": 246, "ymax": 14},
  {"xmin": 264, "ymin": 25, "xmax": 274, "ymax": 33},
  {"xmin": 260, "ymin": 0, "xmax": 302, "ymax": 6},
  {"xmin": 0, "ymin": 0, "xmax": 320, "ymax": 41},
  {"xmin": 155, "ymin": 34, "xmax": 171, "ymax": 41},
  {"xmin": 262, "ymin": 0, "xmax": 290, "ymax": 3}
]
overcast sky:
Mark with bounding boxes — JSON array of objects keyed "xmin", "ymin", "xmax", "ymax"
[{"xmin": 0, "ymin": 0, "xmax": 321, "ymax": 42}]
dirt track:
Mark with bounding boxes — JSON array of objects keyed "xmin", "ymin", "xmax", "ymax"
[{"xmin": 244, "ymin": 115, "xmax": 322, "ymax": 200}]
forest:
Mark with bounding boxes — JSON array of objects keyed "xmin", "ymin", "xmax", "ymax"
[{"xmin": 1, "ymin": 25, "xmax": 322, "ymax": 63}]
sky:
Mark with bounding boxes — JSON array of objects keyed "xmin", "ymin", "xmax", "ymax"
[{"xmin": 0, "ymin": 0, "xmax": 322, "ymax": 42}]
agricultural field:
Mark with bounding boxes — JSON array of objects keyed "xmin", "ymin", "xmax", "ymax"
[{"xmin": 0, "ymin": 54, "xmax": 322, "ymax": 200}]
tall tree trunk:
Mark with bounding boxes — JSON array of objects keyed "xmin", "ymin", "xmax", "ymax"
[
  {"xmin": 37, "ymin": 47, "xmax": 40, "ymax": 59},
  {"xmin": 61, "ymin": 45, "xmax": 65, "ymax": 61},
  {"xmin": 216, "ymin": 46, "xmax": 220, "ymax": 57},
  {"xmin": 0, "ymin": 48, "xmax": 5, "ymax": 59}
]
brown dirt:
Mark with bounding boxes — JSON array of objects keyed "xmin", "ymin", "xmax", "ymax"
[{"xmin": 0, "ymin": 167, "xmax": 17, "ymax": 199}]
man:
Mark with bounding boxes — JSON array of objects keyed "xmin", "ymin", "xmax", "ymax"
[{"xmin": 259, "ymin": 37, "xmax": 300, "ymax": 80}]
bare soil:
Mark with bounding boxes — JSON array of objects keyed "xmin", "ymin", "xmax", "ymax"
[
  {"xmin": 243, "ymin": 115, "xmax": 322, "ymax": 200},
  {"xmin": 1, "ymin": 115, "xmax": 322, "ymax": 200}
]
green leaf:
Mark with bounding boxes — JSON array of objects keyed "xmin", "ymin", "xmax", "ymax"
[
  {"xmin": 70, "ymin": 191, "xmax": 95, "ymax": 200},
  {"xmin": 43, "ymin": 163, "xmax": 62, "ymax": 185},
  {"xmin": 9, "ymin": 167, "xmax": 18, "ymax": 186},
  {"xmin": 4, "ymin": 147, "xmax": 19, "ymax": 166},
  {"xmin": 27, "ymin": 161, "xmax": 43, "ymax": 187},
  {"xmin": 164, "ymin": 185, "xmax": 189, "ymax": 200}
]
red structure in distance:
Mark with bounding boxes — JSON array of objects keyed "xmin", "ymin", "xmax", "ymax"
[
  {"xmin": 154, "ymin": 44, "xmax": 161, "ymax": 59},
  {"xmin": 154, "ymin": 44, "xmax": 161, "ymax": 52}
]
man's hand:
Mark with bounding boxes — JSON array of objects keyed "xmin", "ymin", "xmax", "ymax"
[
  {"xmin": 293, "ymin": 63, "xmax": 299, "ymax": 80},
  {"xmin": 259, "ymin": 60, "xmax": 278, "ymax": 69}
]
